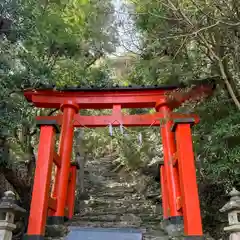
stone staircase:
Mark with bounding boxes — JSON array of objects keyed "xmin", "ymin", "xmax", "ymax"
[{"xmin": 46, "ymin": 156, "xmax": 169, "ymax": 240}]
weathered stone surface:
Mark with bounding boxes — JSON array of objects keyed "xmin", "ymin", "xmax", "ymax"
[
  {"xmin": 45, "ymin": 225, "xmax": 69, "ymax": 238},
  {"xmin": 47, "ymin": 156, "xmax": 168, "ymax": 239}
]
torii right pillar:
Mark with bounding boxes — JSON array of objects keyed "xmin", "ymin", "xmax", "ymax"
[{"xmin": 171, "ymin": 117, "xmax": 203, "ymax": 239}]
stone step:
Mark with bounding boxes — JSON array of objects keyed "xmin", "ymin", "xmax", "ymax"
[
  {"xmin": 45, "ymin": 224, "xmax": 167, "ymax": 236},
  {"xmin": 79, "ymin": 209, "xmax": 160, "ymax": 217},
  {"xmin": 64, "ymin": 224, "xmax": 168, "ymax": 238},
  {"xmin": 87, "ymin": 190, "xmax": 137, "ymax": 197},
  {"xmin": 75, "ymin": 214, "xmax": 121, "ymax": 222},
  {"xmin": 81, "ymin": 197, "xmax": 145, "ymax": 205},
  {"xmin": 80, "ymin": 200, "xmax": 134, "ymax": 207},
  {"xmin": 88, "ymin": 193, "xmax": 134, "ymax": 198},
  {"xmin": 144, "ymin": 236, "xmax": 169, "ymax": 240},
  {"xmin": 71, "ymin": 215, "xmax": 162, "ymax": 223},
  {"xmin": 78, "ymin": 202, "xmax": 159, "ymax": 211},
  {"xmin": 67, "ymin": 221, "xmax": 141, "ymax": 228},
  {"xmin": 85, "ymin": 195, "xmax": 148, "ymax": 202},
  {"xmin": 45, "ymin": 224, "xmax": 167, "ymax": 238},
  {"xmin": 80, "ymin": 203, "xmax": 150, "ymax": 211},
  {"xmin": 45, "ymin": 235, "xmax": 169, "ymax": 240},
  {"xmin": 87, "ymin": 187, "xmax": 137, "ymax": 195},
  {"xmin": 65, "ymin": 156, "xmax": 167, "ymax": 239},
  {"xmin": 78, "ymin": 211, "xmax": 159, "ymax": 219},
  {"xmin": 98, "ymin": 185, "xmax": 136, "ymax": 191},
  {"xmin": 73, "ymin": 215, "xmax": 161, "ymax": 222}
]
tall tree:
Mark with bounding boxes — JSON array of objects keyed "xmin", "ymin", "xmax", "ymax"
[
  {"xmin": 0, "ymin": 0, "xmax": 118, "ymax": 213},
  {"xmin": 125, "ymin": 0, "xmax": 240, "ymax": 237}
]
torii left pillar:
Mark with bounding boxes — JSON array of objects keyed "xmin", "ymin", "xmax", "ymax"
[
  {"xmin": 25, "ymin": 124, "xmax": 57, "ymax": 239},
  {"xmin": 24, "ymin": 101, "xmax": 79, "ymax": 239}
]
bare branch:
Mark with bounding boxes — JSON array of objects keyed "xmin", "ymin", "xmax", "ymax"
[{"xmin": 172, "ymin": 36, "xmax": 188, "ymax": 60}]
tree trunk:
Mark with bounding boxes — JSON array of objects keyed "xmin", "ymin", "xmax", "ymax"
[
  {"xmin": 0, "ymin": 134, "xmax": 35, "ymax": 210},
  {"xmin": 1, "ymin": 165, "xmax": 33, "ymax": 210}
]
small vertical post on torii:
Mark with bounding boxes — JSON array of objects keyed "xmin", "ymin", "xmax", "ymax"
[
  {"xmin": 66, "ymin": 162, "xmax": 79, "ymax": 220},
  {"xmin": 159, "ymin": 159, "xmax": 170, "ymax": 232},
  {"xmin": 159, "ymin": 159, "xmax": 169, "ymax": 221}
]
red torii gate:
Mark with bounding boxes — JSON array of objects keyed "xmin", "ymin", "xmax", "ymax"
[{"xmin": 23, "ymin": 82, "xmax": 215, "ymax": 240}]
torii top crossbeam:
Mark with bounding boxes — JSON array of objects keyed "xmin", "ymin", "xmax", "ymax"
[
  {"xmin": 24, "ymin": 82, "xmax": 214, "ymax": 110},
  {"xmin": 23, "ymin": 81, "xmax": 215, "ymax": 127}
]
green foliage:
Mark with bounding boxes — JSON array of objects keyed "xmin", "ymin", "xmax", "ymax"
[
  {"xmin": 0, "ymin": 0, "xmax": 118, "ymax": 160},
  {"xmin": 123, "ymin": 0, "xmax": 240, "ymax": 235},
  {"xmin": 127, "ymin": 0, "xmax": 240, "ymax": 186},
  {"xmin": 193, "ymin": 93, "xmax": 240, "ymax": 187}
]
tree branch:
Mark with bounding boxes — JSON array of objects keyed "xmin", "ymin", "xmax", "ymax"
[
  {"xmin": 199, "ymin": 34, "xmax": 240, "ymax": 109},
  {"xmin": 13, "ymin": 128, "xmax": 25, "ymax": 152},
  {"xmin": 84, "ymin": 51, "xmax": 104, "ymax": 70}
]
